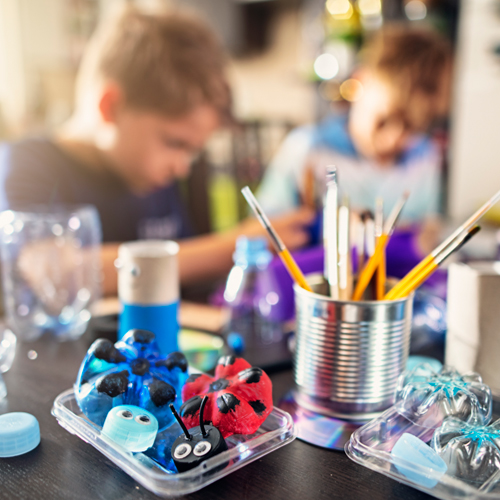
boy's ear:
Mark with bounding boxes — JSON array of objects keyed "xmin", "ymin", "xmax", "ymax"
[{"xmin": 98, "ymin": 83, "xmax": 124, "ymax": 124}]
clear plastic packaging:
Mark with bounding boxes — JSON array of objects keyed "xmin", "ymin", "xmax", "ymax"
[
  {"xmin": 52, "ymin": 388, "xmax": 295, "ymax": 497},
  {"xmin": 345, "ymin": 365, "xmax": 500, "ymax": 499}
]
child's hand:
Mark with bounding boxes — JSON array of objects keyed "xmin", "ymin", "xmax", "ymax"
[{"xmin": 239, "ymin": 206, "xmax": 315, "ymax": 251}]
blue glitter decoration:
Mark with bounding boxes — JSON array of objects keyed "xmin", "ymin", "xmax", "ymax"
[
  {"xmin": 432, "ymin": 418, "xmax": 500, "ymax": 485},
  {"xmin": 395, "ymin": 366, "xmax": 492, "ymax": 429},
  {"xmin": 102, "ymin": 405, "xmax": 159, "ymax": 452},
  {"xmin": 75, "ymin": 329, "xmax": 188, "ymax": 430}
]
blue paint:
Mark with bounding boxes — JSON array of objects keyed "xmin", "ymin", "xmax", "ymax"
[{"xmin": 119, "ymin": 301, "xmax": 179, "ymax": 354}]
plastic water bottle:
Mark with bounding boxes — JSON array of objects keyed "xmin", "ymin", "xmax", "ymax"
[{"xmin": 223, "ymin": 236, "xmax": 283, "ymax": 354}]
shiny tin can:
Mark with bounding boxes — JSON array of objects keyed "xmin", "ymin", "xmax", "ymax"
[{"xmin": 293, "ymin": 274, "xmax": 412, "ymax": 420}]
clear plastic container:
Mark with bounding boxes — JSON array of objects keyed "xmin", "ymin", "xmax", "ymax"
[
  {"xmin": 52, "ymin": 388, "xmax": 295, "ymax": 497},
  {"xmin": 345, "ymin": 364, "xmax": 500, "ymax": 499}
]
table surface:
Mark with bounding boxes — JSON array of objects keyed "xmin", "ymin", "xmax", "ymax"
[{"xmin": 0, "ymin": 329, "xmax": 436, "ymax": 500}]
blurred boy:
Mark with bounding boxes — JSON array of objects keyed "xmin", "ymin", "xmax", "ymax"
[
  {"xmin": 258, "ymin": 25, "xmax": 452, "ymax": 231},
  {"xmin": 1, "ymin": 7, "xmax": 313, "ymax": 294}
]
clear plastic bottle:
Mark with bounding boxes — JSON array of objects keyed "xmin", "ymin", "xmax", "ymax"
[{"xmin": 223, "ymin": 236, "xmax": 283, "ymax": 355}]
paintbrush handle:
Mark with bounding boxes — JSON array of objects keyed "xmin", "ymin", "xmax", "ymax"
[
  {"xmin": 384, "ymin": 255, "xmax": 434, "ymax": 300},
  {"xmin": 391, "ymin": 261, "xmax": 438, "ymax": 299},
  {"xmin": 352, "ymin": 233, "xmax": 388, "ymax": 301},
  {"xmin": 279, "ymin": 248, "xmax": 313, "ymax": 292}
]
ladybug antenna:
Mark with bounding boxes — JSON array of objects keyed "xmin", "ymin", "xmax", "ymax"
[
  {"xmin": 199, "ymin": 395, "xmax": 209, "ymax": 438},
  {"xmin": 169, "ymin": 404, "xmax": 191, "ymax": 441}
]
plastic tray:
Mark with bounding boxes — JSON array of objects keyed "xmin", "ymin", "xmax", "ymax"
[
  {"xmin": 52, "ymin": 388, "xmax": 296, "ymax": 497},
  {"xmin": 345, "ymin": 406, "xmax": 500, "ymax": 500}
]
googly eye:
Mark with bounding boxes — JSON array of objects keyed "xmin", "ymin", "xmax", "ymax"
[
  {"xmin": 135, "ymin": 415, "xmax": 151, "ymax": 425},
  {"xmin": 193, "ymin": 441, "xmax": 212, "ymax": 457},
  {"xmin": 173, "ymin": 443, "xmax": 192, "ymax": 460},
  {"xmin": 117, "ymin": 409, "xmax": 133, "ymax": 419}
]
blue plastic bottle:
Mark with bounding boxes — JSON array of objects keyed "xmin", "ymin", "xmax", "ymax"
[{"xmin": 223, "ymin": 236, "xmax": 283, "ymax": 354}]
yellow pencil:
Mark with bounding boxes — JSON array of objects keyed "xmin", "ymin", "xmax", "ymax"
[
  {"xmin": 385, "ymin": 188, "xmax": 500, "ymax": 300},
  {"xmin": 389, "ymin": 226, "xmax": 481, "ymax": 300},
  {"xmin": 352, "ymin": 192, "xmax": 409, "ymax": 301},
  {"xmin": 241, "ymin": 186, "xmax": 313, "ymax": 293}
]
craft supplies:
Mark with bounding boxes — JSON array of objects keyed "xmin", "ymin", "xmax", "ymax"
[
  {"xmin": 323, "ymin": 165, "xmax": 339, "ymax": 298},
  {"xmin": 102, "ymin": 405, "xmax": 159, "ymax": 452},
  {"xmin": 387, "ymin": 226, "xmax": 480, "ymax": 300},
  {"xmin": 223, "ymin": 236, "xmax": 283, "ymax": 355},
  {"xmin": 375, "ymin": 198, "xmax": 385, "ymax": 300},
  {"xmin": 170, "ymin": 396, "xmax": 228, "ymax": 473},
  {"xmin": 117, "ymin": 240, "xmax": 180, "ymax": 354},
  {"xmin": 75, "ymin": 330, "xmax": 188, "ymax": 429},
  {"xmin": 338, "ymin": 203, "xmax": 352, "ymax": 300},
  {"xmin": 0, "ymin": 413, "xmax": 40, "ymax": 457},
  {"xmin": 0, "ymin": 206, "xmax": 101, "ymax": 341},
  {"xmin": 385, "ymin": 187, "xmax": 500, "ymax": 300},
  {"xmin": 346, "ymin": 365, "xmax": 498, "ymax": 497},
  {"xmin": 241, "ymin": 186, "xmax": 312, "ymax": 292},
  {"xmin": 180, "ymin": 356, "xmax": 273, "ymax": 438},
  {"xmin": 293, "ymin": 274, "xmax": 412, "ymax": 418},
  {"xmin": 352, "ymin": 192, "xmax": 409, "ymax": 301}
]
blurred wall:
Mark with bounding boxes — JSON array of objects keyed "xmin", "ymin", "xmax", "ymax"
[
  {"xmin": 0, "ymin": 0, "xmax": 314, "ymax": 139},
  {"xmin": 449, "ymin": 0, "xmax": 500, "ymax": 219}
]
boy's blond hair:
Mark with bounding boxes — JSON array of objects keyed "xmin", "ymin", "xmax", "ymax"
[
  {"xmin": 76, "ymin": 6, "xmax": 230, "ymax": 119},
  {"xmin": 361, "ymin": 25, "xmax": 452, "ymax": 127}
]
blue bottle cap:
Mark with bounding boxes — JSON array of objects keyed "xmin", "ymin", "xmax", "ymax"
[
  {"xmin": 0, "ymin": 412, "xmax": 40, "ymax": 457},
  {"xmin": 102, "ymin": 405, "xmax": 159, "ymax": 452}
]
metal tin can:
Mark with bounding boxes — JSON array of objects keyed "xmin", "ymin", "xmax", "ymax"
[
  {"xmin": 293, "ymin": 274, "xmax": 412, "ymax": 420},
  {"xmin": 117, "ymin": 240, "xmax": 179, "ymax": 354}
]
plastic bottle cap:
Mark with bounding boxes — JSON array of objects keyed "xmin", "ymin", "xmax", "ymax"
[{"xmin": 0, "ymin": 412, "xmax": 40, "ymax": 457}]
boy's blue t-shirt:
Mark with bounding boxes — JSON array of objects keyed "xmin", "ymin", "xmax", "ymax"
[{"xmin": 0, "ymin": 138, "xmax": 192, "ymax": 242}]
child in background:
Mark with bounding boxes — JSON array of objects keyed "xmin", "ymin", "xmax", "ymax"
[
  {"xmin": 258, "ymin": 25, "xmax": 452, "ymax": 245},
  {"xmin": 1, "ymin": 6, "xmax": 313, "ymax": 294}
]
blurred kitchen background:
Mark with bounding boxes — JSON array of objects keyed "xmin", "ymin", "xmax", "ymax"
[{"xmin": 0, "ymin": 0, "xmax": 499, "ymax": 244}]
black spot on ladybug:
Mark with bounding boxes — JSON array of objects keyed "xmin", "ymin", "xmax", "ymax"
[
  {"xmin": 131, "ymin": 329, "xmax": 155, "ymax": 344},
  {"xmin": 217, "ymin": 393, "xmax": 240, "ymax": 414},
  {"xmin": 92, "ymin": 339, "xmax": 126, "ymax": 363},
  {"xmin": 218, "ymin": 355, "xmax": 236, "ymax": 367},
  {"xmin": 248, "ymin": 400, "xmax": 267, "ymax": 415},
  {"xmin": 155, "ymin": 352, "xmax": 188, "ymax": 372},
  {"xmin": 208, "ymin": 378, "xmax": 230, "ymax": 393},
  {"xmin": 131, "ymin": 358, "xmax": 150, "ymax": 376},
  {"xmin": 186, "ymin": 373, "xmax": 202, "ymax": 384},
  {"xmin": 96, "ymin": 370, "xmax": 129, "ymax": 397},
  {"xmin": 180, "ymin": 396, "xmax": 202, "ymax": 417},
  {"xmin": 238, "ymin": 367, "xmax": 262, "ymax": 384},
  {"xmin": 148, "ymin": 379, "xmax": 176, "ymax": 407}
]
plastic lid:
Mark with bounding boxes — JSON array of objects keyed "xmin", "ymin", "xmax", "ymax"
[
  {"xmin": 233, "ymin": 236, "xmax": 272, "ymax": 267},
  {"xmin": 0, "ymin": 412, "xmax": 40, "ymax": 457}
]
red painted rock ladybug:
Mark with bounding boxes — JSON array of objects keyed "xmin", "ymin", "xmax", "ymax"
[{"xmin": 180, "ymin": 356, "xmax": 273, "ymax": 438}]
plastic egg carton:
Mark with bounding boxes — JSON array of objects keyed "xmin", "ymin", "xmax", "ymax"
[{"xmin": 346, "ymin": 364, "xmax": 500, "ymax": 500}]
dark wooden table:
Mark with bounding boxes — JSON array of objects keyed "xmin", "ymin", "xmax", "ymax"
[{"xmin": 0, "ymin": 329, "xmax": 434, "ymax": 500}]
